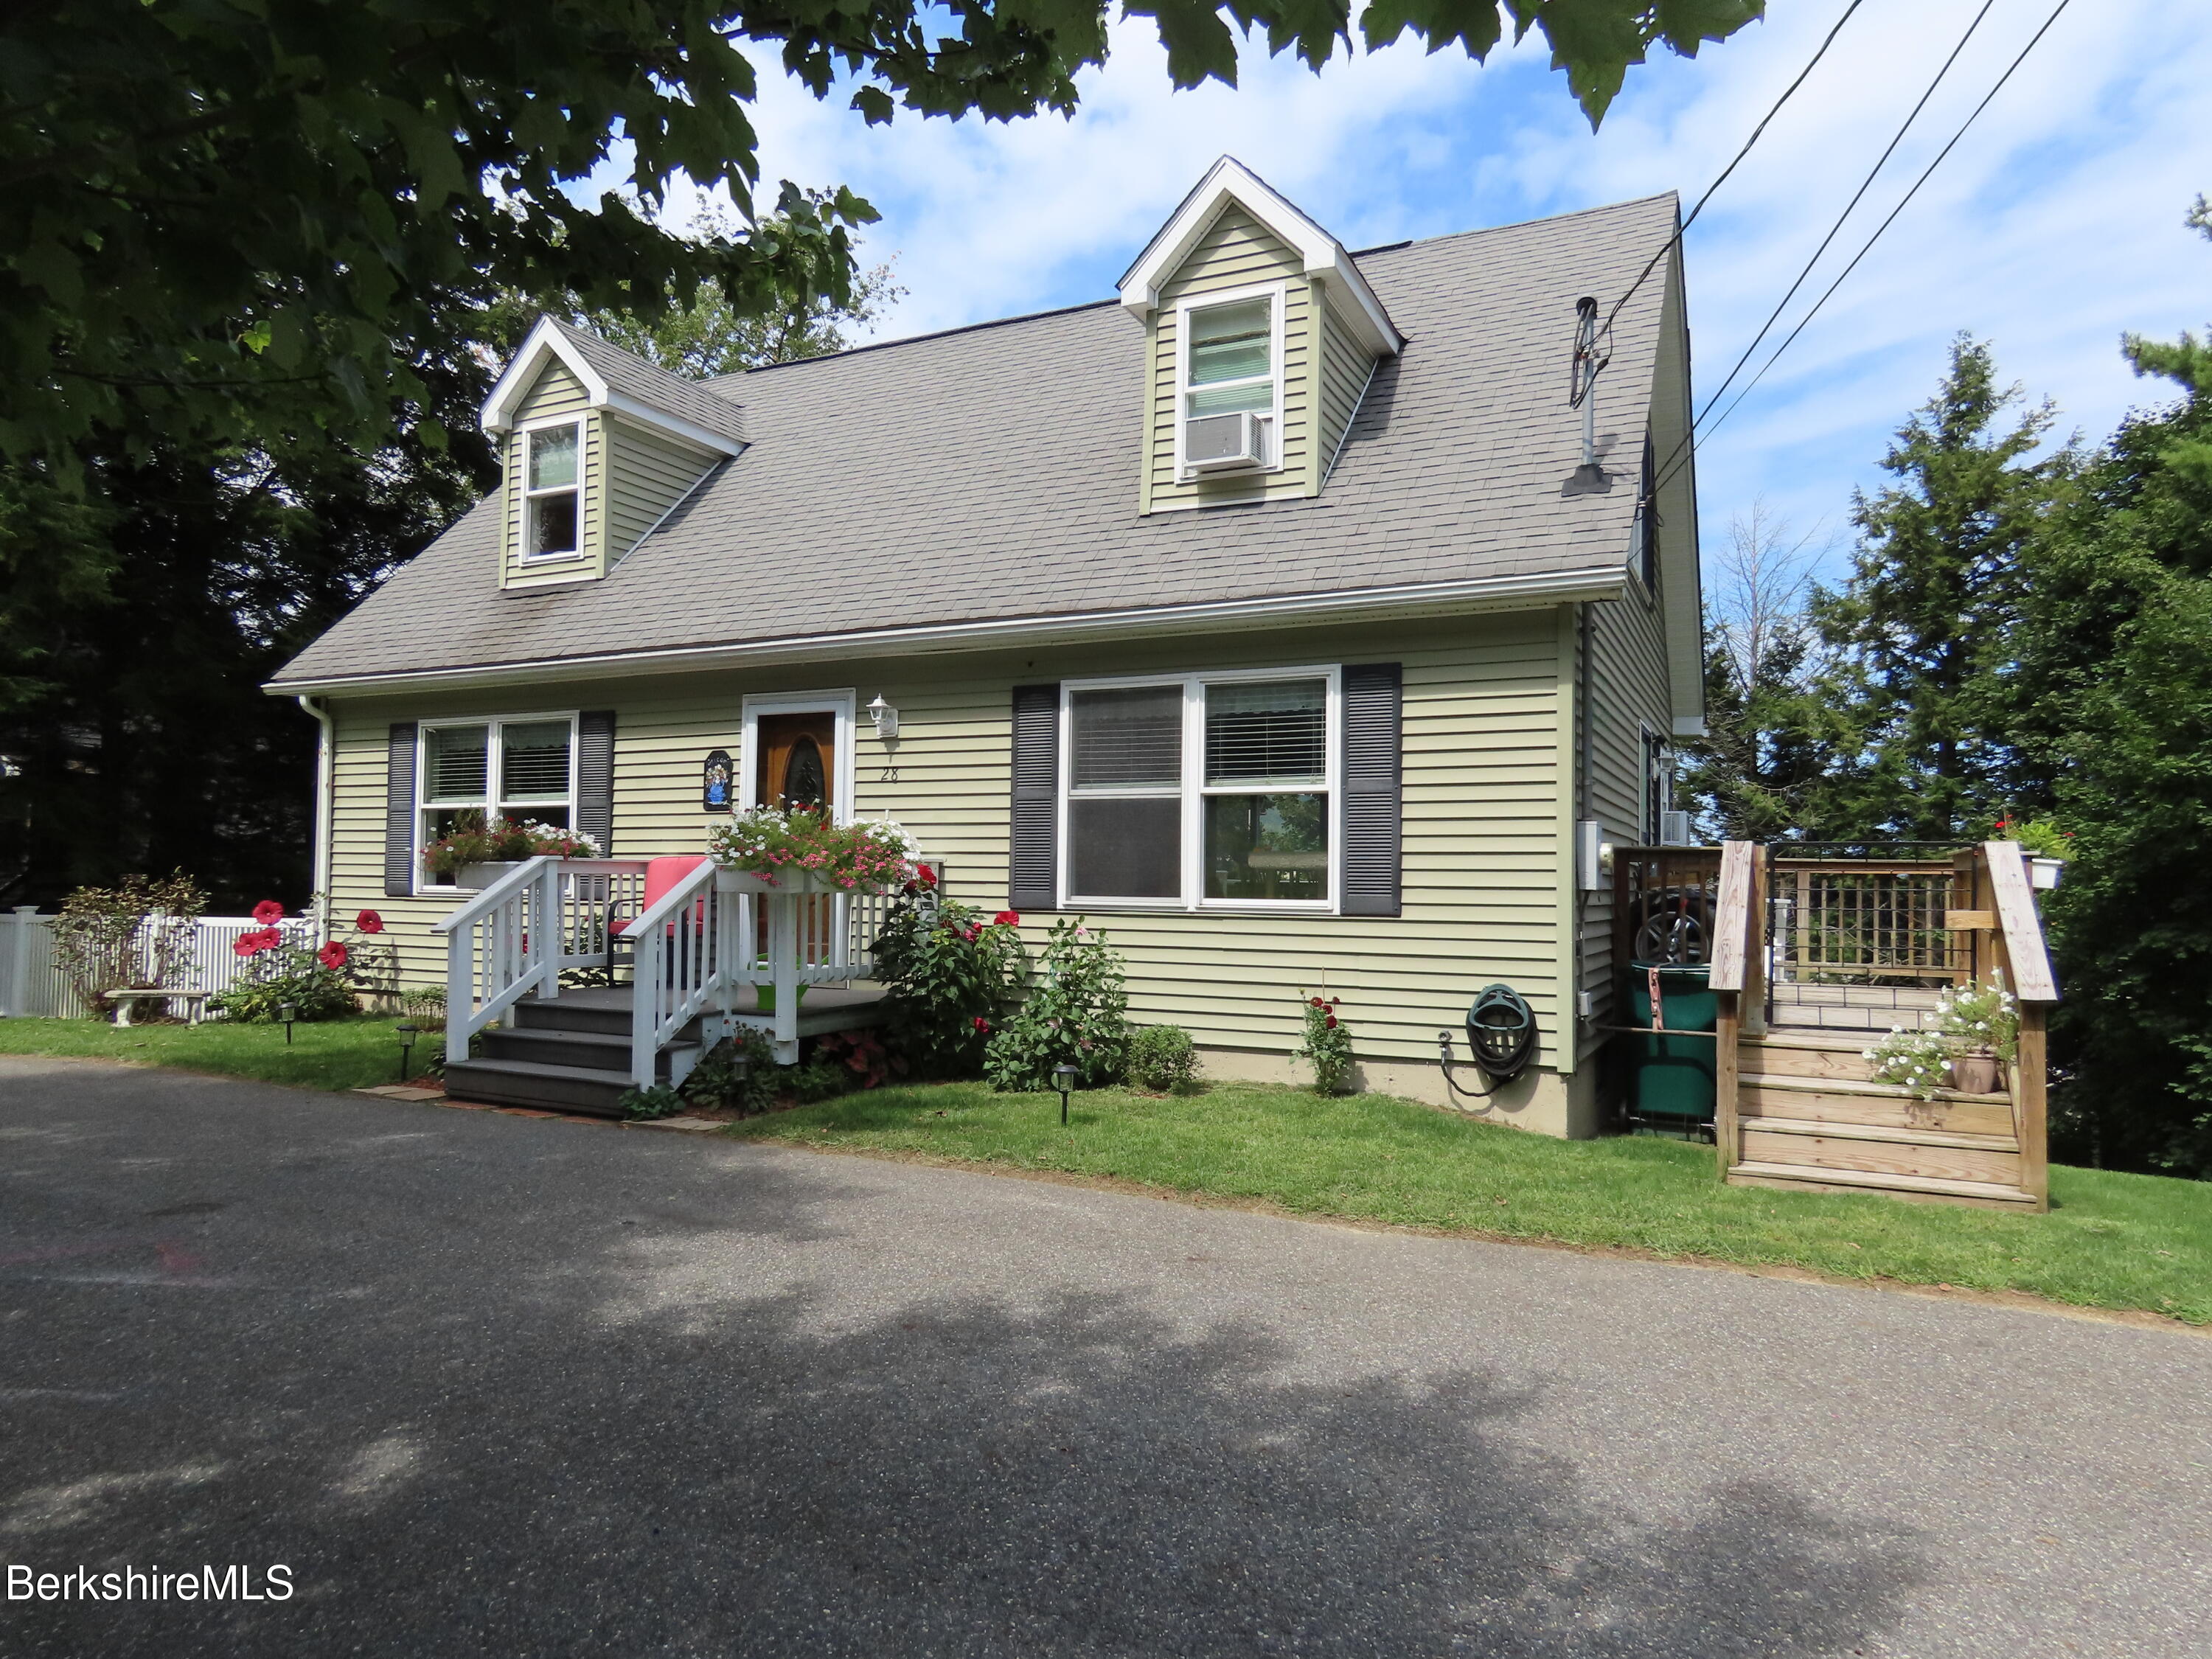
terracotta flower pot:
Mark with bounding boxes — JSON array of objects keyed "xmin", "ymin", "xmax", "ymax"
[{"xmin": 1952, "ymin": 1053, "xmax": 2002, "ymax": 1096}]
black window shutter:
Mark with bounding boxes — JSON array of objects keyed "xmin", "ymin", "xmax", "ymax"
[
  {"xmin": 577, "ymin": 710, "xmax": 616, "ymax": 853},
  {"xmin": 383, "ymin": 722, "xmax": 418, "ymax": 897},
  {"xmin": 1340, "ymin": 664, "xmax": 1402, "ymax": 917},
  {"xmin": 1008, "ymin": 684, "xmax": 1060, "ymax": 911}
]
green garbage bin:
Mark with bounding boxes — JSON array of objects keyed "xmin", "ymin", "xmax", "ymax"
[{"xmin": 1623, "ymin": 961, "xmax": 1717, "ymax": 1129}]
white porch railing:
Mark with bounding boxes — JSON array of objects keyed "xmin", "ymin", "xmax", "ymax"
[
  {"xmin": 441, "ymin": 858, "xmax": 917, "ymax": 1087},
  {"xmin": 432, "ymin": 858, "xmax": 650, "ymax": 1065}
]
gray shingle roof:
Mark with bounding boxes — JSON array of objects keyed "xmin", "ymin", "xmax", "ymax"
[
  {"xmin": 549, "ymin": 319, "xmax": 749, "ymax": 446},
  {"xmin": 274, "ymin": 193, "xmax": 1680, "ymax": 689}
]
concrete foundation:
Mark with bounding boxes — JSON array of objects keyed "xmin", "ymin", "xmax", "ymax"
[{"xmin": 1196, "ymin": 1046, "xmax": 1607, "ymax": 1140}]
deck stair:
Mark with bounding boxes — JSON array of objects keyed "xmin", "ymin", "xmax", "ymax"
[
  {"xmin": 443, "ymin": 987, "xmax": 698, "ymax": 1117},
  {"xmin": 1730, "ymin": 1029, "xmax": 2035, "ymax": 1208},
  {"xmin": 1668, "ymin": 838, "xmax": 2059, "ymax": 1213}
]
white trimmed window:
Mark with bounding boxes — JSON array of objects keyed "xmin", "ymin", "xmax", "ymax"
[
  {"xmin": 1177, "ymin": 285, "xmax": 1283, "ymax": 476},
  {"xmin": 420, "ymin": 715, "xmax": 577, "ymax": 880},
  {"xmin": 1061, "ymin": 669, "xmax": 1336, "ymax": 910},
  {"xmin": 524, "ymin": 421, "xmax": 583, "ymax": 559}
]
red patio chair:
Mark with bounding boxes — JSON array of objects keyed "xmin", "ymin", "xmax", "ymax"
[{"xmin": 605, "ymin": 855, "xmax": 712, "ymax": 976}]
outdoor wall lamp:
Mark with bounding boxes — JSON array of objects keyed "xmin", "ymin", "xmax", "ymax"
[
  {"xmin": 395, "ymin": 1022, "xmax": 419, "ymax": 1084},
  {"xmin": 1052, "ymin": 1062, "xmax": 1079, "ymax": 1126},
  {"xmin": 279, "ymin": 1001, "xmax": 298, "ymax": 1046},
  {"xmin": 866, "ymin": 695, "xmax": 900, "ymax": 742}
]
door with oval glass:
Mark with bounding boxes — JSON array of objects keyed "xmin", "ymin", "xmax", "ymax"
[{"xmin": 753, "ymin": 711, "xmax": 839, "ymax": 975}]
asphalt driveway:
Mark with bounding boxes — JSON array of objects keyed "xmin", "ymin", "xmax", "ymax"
[{"xmin": 1, "ymin": 1055, "xmax": 2206, "ymax": 1657}]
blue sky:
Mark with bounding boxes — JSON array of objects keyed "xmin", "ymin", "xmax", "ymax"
[{"xmin": 664, "ymin": 0, "xmax": 2211, "ymax": 582}]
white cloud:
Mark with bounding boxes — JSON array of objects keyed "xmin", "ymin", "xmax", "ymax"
[{"xmin": 671, "ymin": 0, "xmax": 2209, "ymax": 571}]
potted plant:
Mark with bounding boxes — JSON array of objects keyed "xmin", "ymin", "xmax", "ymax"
[
  {"xmin": 706, "ymin": 806, "xmax": 919, "ymax": 894},
  {"xmin": 1994, "ymin": 815, "xmax": 2071, "ymax": 890},
  {"xmin": 421, "ymin": 812, "xmax": 603, "ymax": 888},
  {"xmin": 1865, "ymin": 979, "xmax": 2019, "ymax": 1099}
]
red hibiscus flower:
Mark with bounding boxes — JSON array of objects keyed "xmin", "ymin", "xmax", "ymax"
[
  {"xmin": 971, "ymin": 1016, "xmax": 992, "ymax": 1033},
  {"xmin": 251, "ymin": 899, "xmax": 284, "ymax": 925},
  {"xmin": 992, "ymin": 911, "xmax": 1020, "ymax": 928},
  {"xmin": 316, "ymin": 940, "xmax": 349, "ymax": 970},
  {"xmin": 231, "ymin": 934, "xmax": 263, "ymax": 958},
  {"xmin": 355, "ymin": 909, "xmax": 384, "ymax": 935}
]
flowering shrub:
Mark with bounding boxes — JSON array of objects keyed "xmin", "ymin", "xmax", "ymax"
[
  {"xmin": 52, "ymin": 872, "xmax": 207, "ymax": 1015},
  {"xmin": 420, "ymin": 813, "xmax": 602, "ymax": 880},
  {"xmin": 984, "ymin": 917, "xmax": 1127, "ymax": 1091},
  {"xmin": 873, "ymin": 898, "xmax": 1028, "ymax": 1077},
  {"xmin": 1866, "ymin": 981, "xmax": 2020, "ymax": 1099},
  {"xmin": 708, "ymin": 806, "xmax": 917, "ymax": 891},
  {"xmin": 1295, "ymin": 994, "xmax": 1356, "ymax": 1093},
  {"xmin": 210, "ymin": 905, "xmax": 387, "ymax": 1023}
]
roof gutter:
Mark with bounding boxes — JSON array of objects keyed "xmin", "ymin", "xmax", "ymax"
[{"xmin": 265, "ymin": 564, "xmax": 1630, "ymax": 699}]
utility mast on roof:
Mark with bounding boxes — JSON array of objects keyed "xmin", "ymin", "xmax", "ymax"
[{"xmin": 1569, "ymin": 295, "xmax": 1611, "ymax": 484}]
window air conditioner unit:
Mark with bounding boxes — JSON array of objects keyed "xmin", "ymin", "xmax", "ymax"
[
  {"xmin": 1659, "ymin": 810, "xmax": 1696, "ymax": 846},
  {"xmin": 1185, "ymin": 411, "xmax": 1265, "ymax": 472}
]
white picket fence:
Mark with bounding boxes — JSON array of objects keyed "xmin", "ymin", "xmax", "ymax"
[{"xmin": 0, "ymin": 908, "xmax": 317, "ymax": 1019}]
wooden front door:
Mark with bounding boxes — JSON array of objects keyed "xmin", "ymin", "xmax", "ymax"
[
  {"xmin": 752, "ymin": 711, "xmax": 840, "ymax": 973},
  {"xmin": 755, "ymin": 712, "xmax": 836, "ymax": 813}
]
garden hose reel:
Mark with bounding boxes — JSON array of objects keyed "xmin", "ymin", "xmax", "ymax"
[{"xmin": 1437, "ymin": 982, "xmax": 1537, "ymax": 1101}]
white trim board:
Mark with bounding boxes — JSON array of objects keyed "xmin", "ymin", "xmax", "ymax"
[{"xmin": 1119, "ymin": 158, "xmax": 1402, "ymax": 359}]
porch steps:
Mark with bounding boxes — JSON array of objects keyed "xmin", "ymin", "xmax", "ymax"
[
  {"xmin": 1726, "ymin": 1029, "xmax": 2037, "ymax": 1208},
  {"xmin": 444, "ymin": 988, "xmax": 698, "ymax": 1119}
]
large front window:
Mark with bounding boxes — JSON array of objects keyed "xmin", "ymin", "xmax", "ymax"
[
  {"xmin": 1063, "ymin": 671, "xmax": 1335, "ymax": 909},
  {"xmin": 420, "ymin": 715, "xmax": 577, "ymax": 880},
  {"xmin": 525, "ymin": 422, "xmax": 582, "ymax": 558}
]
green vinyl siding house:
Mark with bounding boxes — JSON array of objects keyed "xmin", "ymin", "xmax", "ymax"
[{"xmin": 268, "ymin": 159, "xmax": 1704, "ymax": 1135}]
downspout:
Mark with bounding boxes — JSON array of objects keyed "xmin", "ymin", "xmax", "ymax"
[{"xmin": 297, "ymin": 695, "xmax": 335, "ymax": 943}]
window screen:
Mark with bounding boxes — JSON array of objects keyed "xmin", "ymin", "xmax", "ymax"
[
  {"xmin": 1203, "ymin": 680, "xmax": 1327, "ymax": 901},
  {"xmin": 1068, "ymin": 686, "xmax": 1183, "ymax": 899},
  {"xmin": 1186, "ymin": 298, "xmax": 1273, "ymax": 420}
]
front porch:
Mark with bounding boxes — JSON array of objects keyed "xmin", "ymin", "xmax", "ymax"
[
  {"xmin": 433, "ymin": 856, "xmax": 910, "ymax": 1116},
  {"xmin": 444, "ymin": 983, "xmax": 891, "ymax": 1116}
]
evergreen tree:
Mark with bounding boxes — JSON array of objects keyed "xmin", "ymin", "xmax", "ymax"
[
  {"xmin": 1802, "ymin": 336, "xmax": 2062, "ymax": 841},
  {"xmin": 2004, "ymin": 198, "xmax": 2212, "ymax": 1177}
]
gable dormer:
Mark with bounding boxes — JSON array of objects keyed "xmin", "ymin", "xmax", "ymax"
[
  {"xmin": 1121, "ymin": 159, "xmax": 1401, "ymax": 514},
  {"xmin": 479, "ymin": 318, "xmax": 746, "ymax": 590}
]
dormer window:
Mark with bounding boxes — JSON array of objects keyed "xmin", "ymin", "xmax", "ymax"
[
  {"xmin": 525, "ymin": 422, "xmax": 582, "ymax": 559},
  {"xmin": 1179, "ymin": 288, "xmax": 1281, "ymax": 476}
]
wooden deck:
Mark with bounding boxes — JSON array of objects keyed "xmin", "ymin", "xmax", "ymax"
[{"xmin": 1631, "ymin": 841, "xmax": 2056, "ymax": 1212}]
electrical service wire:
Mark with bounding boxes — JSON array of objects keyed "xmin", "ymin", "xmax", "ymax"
[
  {"xmin": 1596, "ymin": 0, "xmax": 1868, "ymax": 342},
  {"xmin": 1643, "ymin": 0, "xmax": 2079, "ymax": 507}
]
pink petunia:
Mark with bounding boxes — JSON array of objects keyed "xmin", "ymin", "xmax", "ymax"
[{"xmin": 251, "ymin": 900, "xmax": 284, "ymax": 925}]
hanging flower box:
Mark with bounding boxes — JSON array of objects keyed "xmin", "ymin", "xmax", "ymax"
[
  {"xmin": 422, "ymin": 815, "xmax": 602, "ymax": 884},
  {"xmin": 707, "ymin": 806, "xmax": 919, "ymax": 895}
]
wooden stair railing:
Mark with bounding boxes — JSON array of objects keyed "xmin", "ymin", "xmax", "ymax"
[
  {"xmin": 1980, "ymin": 838, "xmax": 2059, "ymax": 1208},
  {"xmin": 1708, "ymin": 841, "xmax": 1759, "ymax": 1175}
]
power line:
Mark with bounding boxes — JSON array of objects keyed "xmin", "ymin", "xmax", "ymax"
[
  {"xmin": 1688, "ymin": 0, "xmax": 2076, "ymax": 458},
  {"xmin": 1646, "ymin": 0, "xmax": 2076, "ymax": 506},
  {"xmin": 1688, "ymin": 0, "xmax": 1998, "ymax": 439},
  {"xmin": 1596, "ymin": 0, "xmax": 1867, "ymax": 340}
]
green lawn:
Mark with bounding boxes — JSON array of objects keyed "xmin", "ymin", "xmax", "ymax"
[
  {"xmin": 727, "ymin": 1079, "xmax": 2212, "ymax": 1326},
  {"xmin": 0, "ymin": 1015, "xmax": 422, "ymax": 1093}
]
